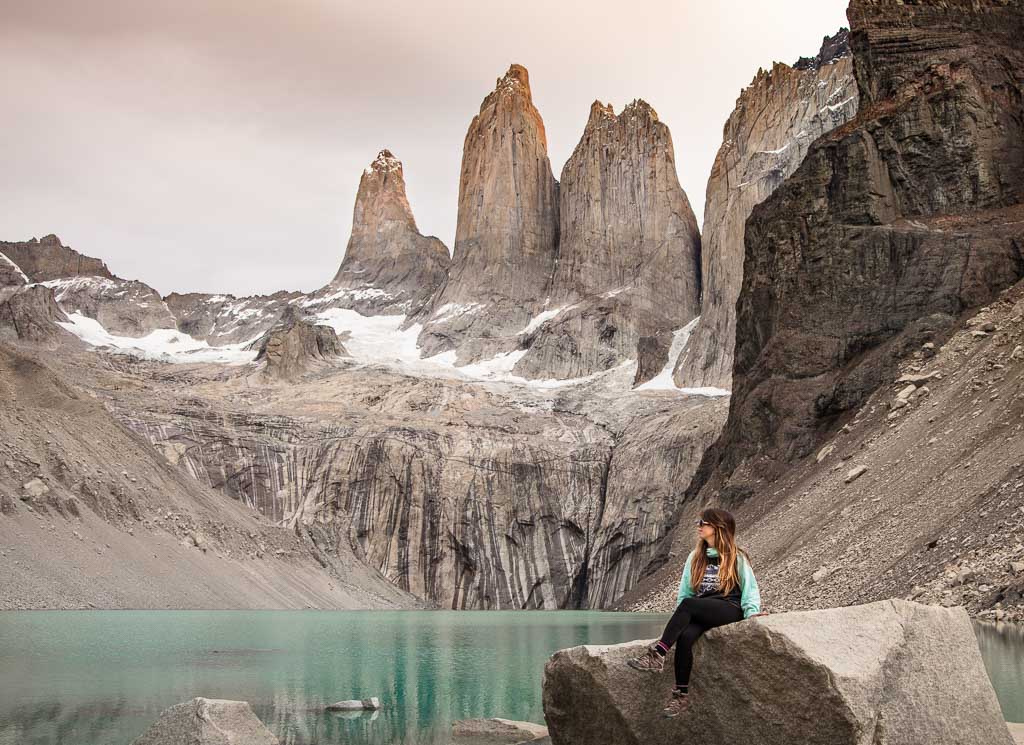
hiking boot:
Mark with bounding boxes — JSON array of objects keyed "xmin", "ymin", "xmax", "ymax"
[
  {"xmin": 662, "ymin": 690, "xmax": 691, "ymax": 718},
  {"xmin": 626, "ymin": 645, "xmax": 665, "ymax": 673}
]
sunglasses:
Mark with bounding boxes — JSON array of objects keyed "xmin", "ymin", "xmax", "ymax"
[{"xmin": 696, "ymin": 519, "xmax": 712, "ymax": 527}]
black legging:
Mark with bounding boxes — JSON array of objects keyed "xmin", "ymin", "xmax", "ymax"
[{"xmin": 659, "ymin": 596, "xmax": 743, "ymax": 688}]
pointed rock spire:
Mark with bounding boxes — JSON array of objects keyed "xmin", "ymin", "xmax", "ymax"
[
  {"xmin": 417, "ymin": 63, "xmax": 559, "ymax": 360},
  {"xmin": 330, "ymin": 149, "xmax": 449, "ymax": 315}
]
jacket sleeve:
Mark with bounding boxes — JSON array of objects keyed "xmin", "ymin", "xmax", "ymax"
[
  {"xmin": 739, "ymin": 555, "xmax": 762, "ymax": 619},
  {"xmin": 675, "ymin": 551, "xmax": 695, "ymax": 606}
]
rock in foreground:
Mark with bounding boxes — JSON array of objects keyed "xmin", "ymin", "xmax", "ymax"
[
  {"xmin": 451, "ymin": 717, "xmax": 549, "ymax": 744},
  {"xmin": 131, "ymin": 697, "xmax": 278, "ymax": 745},
  {"xmin": 542, "ymin": 599, "xmax": 1011, "ymax": 745}
]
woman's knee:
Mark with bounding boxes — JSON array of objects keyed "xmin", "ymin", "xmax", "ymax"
[{"xmin": 680, "ymin": 625, "xmax": 704, "ymax": 645}]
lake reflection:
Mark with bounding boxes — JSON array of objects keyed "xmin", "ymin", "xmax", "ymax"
[
  {"xmin": 975, "ymin": 621, "xmax": 1024, "ymax": 723},
  {"xmin": 0, "ymin": 610, "xmax": 668, "ymax": 745},
  {"xmin": 1, "ymin": 611, "xmax": 1020, "ymax": 745}
]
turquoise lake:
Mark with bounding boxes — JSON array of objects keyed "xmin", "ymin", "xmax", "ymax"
[{"xmin": 0, "ymin": 611, "xmax": 1019, "ymax": 745}]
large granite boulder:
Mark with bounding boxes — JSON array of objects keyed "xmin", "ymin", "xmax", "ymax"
[
  {"xmin": 542, "ymin": 599, "xmax": 1012, "ymax": 745},
  {"xmin": 131, "ymin": 697, "xmax": 279, "ymax": 745}
]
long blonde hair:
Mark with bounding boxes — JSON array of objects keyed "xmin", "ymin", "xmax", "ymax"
[{"xmin": 690, "ymin": 508, "xmax": 746, "ymax": 595}]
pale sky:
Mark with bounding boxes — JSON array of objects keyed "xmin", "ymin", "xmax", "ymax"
[{"xmin": 1, "ymin": 0, "xmax": 850, "ymax": 296}]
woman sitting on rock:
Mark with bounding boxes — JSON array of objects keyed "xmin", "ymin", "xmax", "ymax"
[{"xmin": 628, "ymin": 507, "xmax": 763, "ymax": 718}]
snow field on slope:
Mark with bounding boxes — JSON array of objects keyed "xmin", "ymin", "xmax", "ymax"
[
  {"xmin": 57, "ymin": 313, "xmax": 258, "ymax": 364},
  {"xmin": 635, "ymin": 317, "xmax": 730, "ymax": 396}
]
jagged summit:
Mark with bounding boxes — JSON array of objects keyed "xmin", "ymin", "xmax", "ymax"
[
  {"xmin": 585, "ymin": 99, "xmax": 660, "ymax": 128},
  {"xmin": 363, "ymin": 148, "xmax": 403, "ymax": 177},
  {"xmin": 492, "ymin": 63, "xmax": 531, "ymax": 98},
  {"xmin": 793, "ymin": 28, "xmax": 851, "ymax": 70},
  {"xmin": 0, "ymin": 234, "xmax": 113, "ymax": 283}
]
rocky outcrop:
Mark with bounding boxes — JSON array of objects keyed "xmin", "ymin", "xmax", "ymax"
[
  {"xmin": 324, "ymin": 149, "xmax": 449, "ymax": 316},
  {"xmin": 130, "ymin": 698, "xmax": 278, "ymax": 745},
  {"xmin": 0, "ymin": 285, "xmax": 69, "ymax": 342},
  {"xmin": 0, "ymin": 252, "xmax": 29, "ymax": 287},
  {"xmin": 251, "ymin": 306, "xmax": 347, "ymax": 380},
  {"xmin": 0, "ymin": 235, "xmax": 113, "ymax": 282},
  {"xmin": 691, "ymin": 0, "xmax": 1024, "ymax": 501},
  {"xmin": 543, "ymin": 600, "xmax": 1013, "ymax": 745},
  {"xmin": 44, "ymin": 276, "xmax": 177, "ymax": 337},
  {"xmin": 0, "ymin": 236, "xmax": 178, "ymax": 338},
  {"xmin": 417, "ymin": 64, "xmax": 559, "ymax": 362},
  {"xmin": 164, "ymin": 291, "xmax": 301, "ymax": 346},
  {"xmin": 513, "ymin": 100, "xmax": 701, "ymax": 382},
  {"xmin": 674, "ymin": 31, "xmax": 858, "ymax": 390}
]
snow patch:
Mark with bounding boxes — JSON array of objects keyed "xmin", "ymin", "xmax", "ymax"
[
  {"xmin": 314, "ymin": 308, "xmax": 422, "ymax": 365},
  {"xmin": 821, "ymin": 96, "xmax": 856, "ymax": 113},
  {"xmin": 431, "ymin": 302, "xmax": 483, "ymax": 323},
  {"xmin": 302, "ymin": 287, "xmax": 393, "ymax": 307},
  {"xmin": 57, "ymin": 313, "xmax": 258, "ymax": 365},
  {"xmin": 634, "ymin": 318, "xmax": 730, "ymax": 396},
  {"xmin": 41, "ymin": 276, "xmax": 125, "ymax": 301},
  {"xmin": 756, "ymin": 142, "xmax": 791, "ymax": 155},
  {"xmin": 518, "ymin": 305, "xmax": 574, "ymax": 335}
]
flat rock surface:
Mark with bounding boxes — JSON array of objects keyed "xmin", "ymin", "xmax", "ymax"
[{"xmin": 451, "ymin": 717, "xmax": 549, "ymax": 744}]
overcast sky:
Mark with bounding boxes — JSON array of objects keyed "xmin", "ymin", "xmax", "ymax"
[{"xmin": 1, "ymin": 0, "xmax": 849, "ymax": 296}]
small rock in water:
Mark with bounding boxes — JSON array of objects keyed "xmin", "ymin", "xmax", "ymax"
[{"xmin": 326, "ymin": 697, "xmax": 380, "ymax": 711}]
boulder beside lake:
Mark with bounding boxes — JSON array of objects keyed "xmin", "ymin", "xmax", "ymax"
[
  {"xmin": 451, "ymin": 717, "xmax": 549, "ymax": 744},
  {"xmin": 542, "ymin": 599, "xmax": 1013, "ymax": 745},
  {"xmin": 131, "ymin": 697, "xmax": 278, "ymax": 745}
]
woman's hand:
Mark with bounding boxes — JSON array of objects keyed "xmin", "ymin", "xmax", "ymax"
[{"xmin": 749, "ymin": 611, "xmax": 769, "ymax": 618}]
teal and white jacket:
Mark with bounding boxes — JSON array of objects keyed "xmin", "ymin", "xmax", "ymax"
[{"xmin": 676, "ymin": 547, "xmax": 762, "ymax": 619}]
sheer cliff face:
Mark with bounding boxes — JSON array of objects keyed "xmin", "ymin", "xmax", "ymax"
[
  {"xmin": 674, "ymin": 33, "xmax": 858, "ymax": 390},
  {"xmin": 417, "ymin": 64, "xmax": 560, "ymax": 361},
  {"xmin": 692, "ymin": 0, "xmax": 1024, "ymax": 500},
  {"xmin": 330, "ymin": 150, "xmax": 450, "ymax": 316},
  {"xmin": 513, "ymin": 100, "xmax": 702, "ymax": 381}
]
